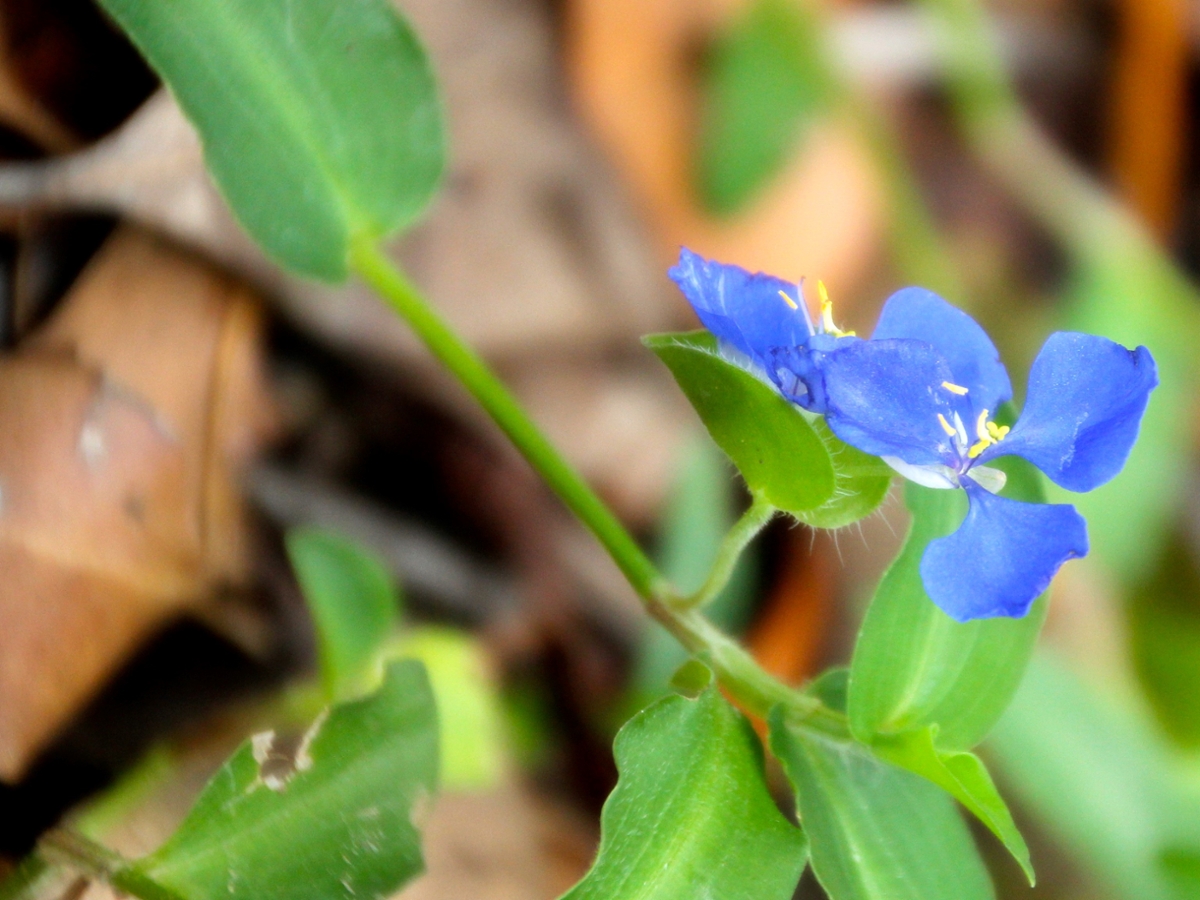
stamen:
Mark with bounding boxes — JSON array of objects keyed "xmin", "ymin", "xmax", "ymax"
[
  {"xmin": 975, "ymin": 410, "xmax": 990, "ymax": 442},
  {"xmin": 986, "ymin": 422, "xmax": 1010, "ymax": 441},
  {"xmin": 937, "ymin": 413, "xmax": 957, "ymax": 438},
  {"xmin": 777, "ymin": 289, "xmax": 798, "ymax": 311},
  {"xmin": 817, "ymin": 280, "xmax": 857, "ymax": 337},
  {"xmin": 941, "ymin": 381, "xmax": 969, "ymax": 395},
  {"xmin": 966, "ymin": 409, "xmax": 1008, "ymax": 458}
]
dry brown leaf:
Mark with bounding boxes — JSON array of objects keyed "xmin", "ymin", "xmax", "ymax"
[{"xmin": 0, "ymin": 227, "xmax": 276, "ymax": 781}]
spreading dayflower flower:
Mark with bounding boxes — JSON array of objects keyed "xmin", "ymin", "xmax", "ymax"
[
  {"xmin": 669, "ymin": 248, "xmax": 1158, "ymax": 623},
  {"xmin": 669, "ymin": 247, "xmax": 858, "ymax": 413}
]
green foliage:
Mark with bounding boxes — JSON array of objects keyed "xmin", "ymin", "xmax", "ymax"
[
  {"xmin": 989, "ymin": 653, "xmax": 1200, "ymax": 900},
  {"xmin": 131, "ymin": 661, "xmax": 439, "ymax": 900},
  {"xmin": 849, "ymin": 475, "xmax": 1045, "ymax": 751},
  {"xmin": 97, "ymin": 0, "xmax": 444, "ymax": 280},
  {"xmin": 287, "ymin": 528, "xmax": 400, "ymax": 700},
  {"xmin": 1128, "ymin": 533, "xmax": 1200, "ymax": 748},
  {"xmin": 770, "ymin": 708, "xmax": 994, "ymax": 900},
  {"xmin": 645, "ymin": 331, "xmax": 890, "ymax": 523},
  {"xmin": 870, "ymin": 727, "xmax": 1031, "ymax": 882},
  {"xmin": 389, "ymin": 627, "xmax": 506, "ymax": 791},
  {"xmin": 695, "ymin": 0, "xmax": 830, "ymax": 216},
  {"xmin": 561, "ymin": 686, "xmax": 807, "ymax": 900}
]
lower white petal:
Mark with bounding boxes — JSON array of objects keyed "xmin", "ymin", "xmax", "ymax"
[{"xmin": 882, "ymin": 456, "xmax": 957, "ymax": 489}]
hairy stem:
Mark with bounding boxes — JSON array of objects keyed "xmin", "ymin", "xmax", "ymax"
[{"xmin": 674, "ymin": 494, "xmax": 776, "ymax": 611}]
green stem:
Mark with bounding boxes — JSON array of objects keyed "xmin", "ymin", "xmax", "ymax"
[
  {"xmin": 675, "ymin": 494, "xmax": 776, "ymax": 611},
  {"xmin": 349, "ymin": 237, "xmax": 843, "ymax": 728},
  {"xmin": 350, "ymin": 237, "xmax": 662, "ymax": 601},
  {"xmin": 37, "ymin": 830, "xmax": 183, "ymax": 900}
]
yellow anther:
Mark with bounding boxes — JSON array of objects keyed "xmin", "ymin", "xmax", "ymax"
[
  {"xmin": 966, "ymin": 409, "xmax": 1007, "ymax": 458},
  {"xmin": 937, "ymin": 413, "xmax": 957, "ymax": 438},
  {"xmin": 777, "ymin": 289, "xmax": 799, "ymax": 311},
  {"xmin": 941, "ymin": 381, "xmax": 969, "ymax": 395},
  {"xmin": 817, "ymin": 280, "xmax": 857, "ymax": 337}
]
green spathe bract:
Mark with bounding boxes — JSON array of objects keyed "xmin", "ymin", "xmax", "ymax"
[
  {"xmin": 561, "ymin": 686, "xmax": 807, "ymax": 900},
  {"xmin": 97, "ymin": 0, "xmax": 444, "ymax": 281},
  {"xmin": 130, "ymin": 661, "xmax": 439, "ymax": 900},
  {"xmin": 644, "ymin": 330, "xmax": 890, "ymax": 523},
  {"xmin": 770, "ymin": 707, "xmax": 994, "ymax": 900}
]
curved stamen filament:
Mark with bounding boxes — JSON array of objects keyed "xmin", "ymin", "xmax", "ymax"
[
  {"xmin": 967, "ymin": 409, "xmax": 1010, "ymax": 458},
  {"xmin": 817, "ymin": 281, "xmax": 856, "ymax": 338}
]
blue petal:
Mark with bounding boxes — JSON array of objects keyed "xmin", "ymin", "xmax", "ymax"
[
  {"xmin": 920, "ymin": 480, "xmax": 1088, "ymax": 621},
  {"xmin": 872, "ymin": 287, "xmax": 1012, "ymax": 416},
  {"xmin": 983, "ymin": 332, "xmax": 1158, "ymax": 492},
  {"xmin": 819, "ymin": 339, "xmax": 961, "ymax": 467},
  {"xmin": 669, "ymin": 248, "xmax": 812, "ymax": 369}
]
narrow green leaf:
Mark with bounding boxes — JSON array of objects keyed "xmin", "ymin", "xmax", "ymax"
[
  {"xmin": 287, "ymin": 527, "xmax": 399, "ymax": 700},
  {"xmin": 848, "ymin": 466, "xmax": 1046, "ymax": 751},
  {"xmin": 770, "ymin": 710, "xmax": 994, "ymax": 900},
  {"xmin": 989, "ymin": 652, "xmax": 1200, "ymax": 900},
  {"xmin": 695, "ymin": 0, "xmax": 830, "ymax": 216},
  {"xmin": 561, "ymin": 688, "xmax": 807, "ymax": 900},
  {"xmin": 132, "ymin": 660, "xmax": 438, "ymax": 900},
  {"xmin": 870, "ymin": 727, "xmax": 1032, "ymax": 883},
  {"xmin": 98, "ymin": 0, "xmax": 444, "ymax": 280}
]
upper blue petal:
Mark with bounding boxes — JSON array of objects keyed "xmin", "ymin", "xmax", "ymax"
[
  {"xmin": 668, "ymin": 248, "xmax": 812, "ymax": 370},
  {"xmin": 981, "ymin": 332, "xmax": 1158, "ymax": 492},
  {"xmin": 920, "ymin": 479, "xmax": 1088, "ymax": 621},
  {"xmin": 819, "ymin": 338, "xmax": 962, "ymax": 467},
  {"xmin": 872, "ymin": 287, "xmax": 1012, "ymax": 417}
]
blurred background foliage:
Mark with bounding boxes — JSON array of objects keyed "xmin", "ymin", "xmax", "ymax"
[{"xmin": 0, "ymin": 0, "xmax": 1197, "ymax": 898}]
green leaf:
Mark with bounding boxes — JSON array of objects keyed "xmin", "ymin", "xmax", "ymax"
[
  {"xmin": 770, "ymin": 709, "xmax": 994, "ymax": 900},
  {"xmin": 989, "ymin": 652, "xmax": 1200, "ymax": 900},
  {"xmin": 131, "ymin": 660, "xmax": 438, "ymax": 900},
  {"xmin": 870, "ymin": 727, "xmax": 1032, "ymax": 883},
  {"xmin": 848, "ymin": 471, "xmax": 1045, "ymax": 751},
  {"xmin": 98, "ymin": 0, "xmax": 444, "ymax": 280},
  {"xmin": 388, "ymin": 626, "xmax": 505, "ymax": 792},
  {"xmin": 645, "ymin": 331, "xmax": 890, "ymax": 523},
  {"xmin": 695, "ymin": 0, "xmax": 830, "ymax": 216},
  {"xmin": 561, "ymin": 688, "xmax": 807, "ymax": 900},
  {"xmin": 286, "ymin": 527, "xmax": 400, "ymax": 700}
]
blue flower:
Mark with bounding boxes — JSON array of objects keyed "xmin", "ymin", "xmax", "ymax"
[
  {"xmin": 814, "ymin": 289, "xmax": 1156, "ymax": 621},
  {"xmin": 668, "ymin": 249, "xmax": 1158, "ymax": 622},
  {"xmin": 668, "ymin": 248, "xmax": 857, "ymax": 412}
]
